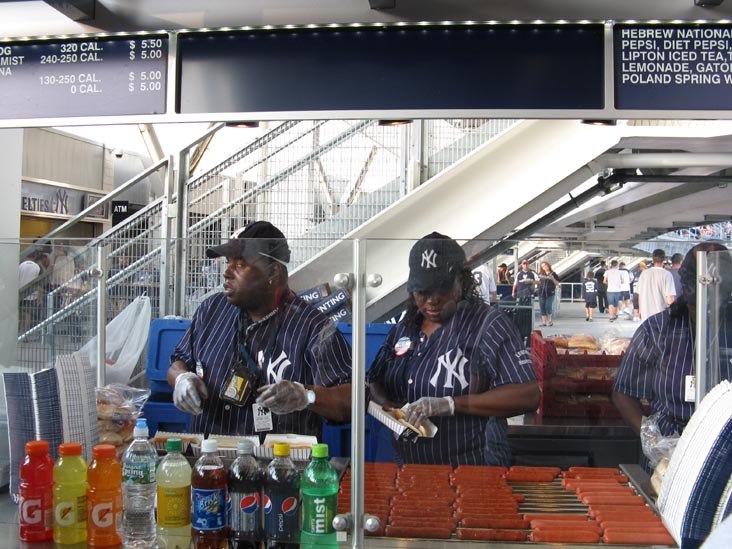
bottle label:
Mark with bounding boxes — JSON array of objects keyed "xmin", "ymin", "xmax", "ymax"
[
  {"xmin": 263, "ymin": 491, "xmax": 299, "ymax": 537},
  {"xmin": 192, "ymin": 488, "xmax": 227, "ymax": 530},
  {"xmin": 54, "ymin": 495, "xmax": 86, "ymax": 528},
  {"xmin": 122, "ymin": 461, "xmax": 156, "ymax": 484},
  {"xmin": 302, "ymin": 493, "xmax": 337, "ymax": 534},
  {"xmin": 20, "ymin": 493, "xmax": 52, "ymax": 529},
  {"xmin": 88, "ymin": 493, "xmax": 121, "ymax": 533},
  {"xmin": 230, "ymin": 490, "xmax": 260, "ymax": 534},
  {"xmin": 158, "ymin": 486, "xmax": 191, "ymax": 527}
]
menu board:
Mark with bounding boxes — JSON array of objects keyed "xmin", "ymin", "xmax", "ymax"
[
  {"xmin": 615, "ymin": 23, "xmax": 732, "ymax": 110},
  {"xmin": 0, "ymin": 34, "xmax": 168, "ymax": 119}
]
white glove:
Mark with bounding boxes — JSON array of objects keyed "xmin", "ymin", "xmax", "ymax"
[
  {"xmin": 256, "ymin": 380, "xmax": 309, "ymax": 415},
  {"xmin": 405, "ymin": 396, "xmax": 455, "ymax": 427},
  {"xmin": 173, "ymin": 372, "xmax": 208, "ymax": 415}
]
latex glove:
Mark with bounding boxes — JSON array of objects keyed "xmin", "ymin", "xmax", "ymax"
[
  {"xmin": 405, "ymin": 396, "xmax": 454, "ymax": 427},
  {"xmin": 256, "ymin": 380, "xmax": 309, "ymax": 415},
  {"xmin": 173, "ymin": 372, "xmax": 208, "ymax": 415}
]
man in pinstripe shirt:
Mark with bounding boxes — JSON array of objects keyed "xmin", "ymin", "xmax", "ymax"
[
  {"xmin": 368, "ymin": 233, "xmax": 540, "ymax": 466},
  {"xmin": 167, "ymin": 221, "xmax": 352, "ymax": 439},
  {"xmin": 612, "ymin": 242, "xmax": 732, "ymax": 473}
]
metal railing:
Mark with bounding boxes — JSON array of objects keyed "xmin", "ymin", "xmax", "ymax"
[{"xmin": 15, "ymin": 118, "xmax": 520, "ymax": 373}]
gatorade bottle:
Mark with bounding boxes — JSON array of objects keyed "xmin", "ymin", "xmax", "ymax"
[
  {"xmin": 87, "ymin": 444, "xmax": 122, "ymax": 547},
  {"xmin": 19, "ymin": 440, "xmax": 54, "ymax": 541},
  {"xmin": 191, "ymin": 439, "xmax": 228, "ymax": 549},
  {"xmin": 121, "ymin": 418, "xmax": 158, "ymax": 547},
  {"xmin": 53, "ymin": 442, "xmax": 88, "ymax": 545},
  {"xmin": 301, "ymin": 443, "xmax": 339, "ymax": 549},
  {"xmin": 157, "ymin": 437, "xmax": 192, "ymax": 549},
  {"xmin": 228, "ymin": 440, "xmax": 263, "ymax": 549},
  {"xmin": 263, "ymin": 442, "xmax": 300, "ymax": 549}
]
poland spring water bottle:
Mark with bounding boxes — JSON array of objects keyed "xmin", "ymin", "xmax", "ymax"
[{"xmin": 121, "ymin": 418, "xmax": 158, "ymax": 547}]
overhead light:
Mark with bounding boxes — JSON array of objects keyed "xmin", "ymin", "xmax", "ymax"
[
  {"xmin": 378, "ymin": 120, "xmax": 412, "ymax": 127},
  {"xmin": 581, "ymin": 119, "xmax": 617, "ymax": 127},
  {"xmin": 226, "ymin": 121, "xmax": 260, "ymax": 128}
]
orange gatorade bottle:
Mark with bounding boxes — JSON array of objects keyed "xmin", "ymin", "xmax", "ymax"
[
  {"xmin": 87, "ymin": 444, "xmax": 122, "ymax": 547},
  {"xmin": 53, "ymin": 442, "xmax": 88, "ymax": 545}
]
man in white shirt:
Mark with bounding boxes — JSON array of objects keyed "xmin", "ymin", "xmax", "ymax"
[
  {"xmin": 473, "ymin": 262, "xmax": 497, "ymax": 304},
  {"xmin": 637, "ymin": 248, "xmax": 676, "ymax": 320},
  {"xmin": 603, "ymin": 260, "xmax": 627, "ymax": 322},
  {"xmin": 18, "ymin": 251, "xmax": 44, "ymax": 333}
]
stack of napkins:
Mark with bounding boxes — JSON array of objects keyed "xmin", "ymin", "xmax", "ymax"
[{"xmin": 658, "ymin": 380, "xmax": 732, "ymax": 548}]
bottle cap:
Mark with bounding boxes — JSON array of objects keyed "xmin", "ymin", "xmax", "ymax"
[
  {"xmin": 166, "ymin": 438, "xmax": 183, "ymax": 453},
  {"xmin": 201, "ymin": 439, "xmax": 218, "ymax": 453},
  {"xmin": 58, "ymin": 442, "xmax": 83, "ymax": 456},
  {"xmin": 273, "ymin": 442, "xmax": 290, "ymax": 457},
  {"xmin": 92, "ymin": 444, "xmax": 117, "ymax": 459},
  {"xmin": 311, "ymin": 443, "xmax": 329, "ymax": 459},
  {"xmin": 25, "ymin": 440, "xmax": 49, "ymax": 455},
  {"xmin": 133, "ymin": 418, "xmax": 149, "ymax": 438},
  {"xmin": 237, "ymin": 440, "xmax": 254, "ymax": 455}
]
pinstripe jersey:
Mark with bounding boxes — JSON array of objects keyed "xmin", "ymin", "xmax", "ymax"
[
  {"xmin": 368, "ymin": 302, "xmax": 536, "ymax": 466},
  {"xmin": 614, "ymin": 309, "xmax": 732, "ymax": 440},
  {"xmin": 171, "ymin": 291, "xmax": 351, "ymax": 439}
]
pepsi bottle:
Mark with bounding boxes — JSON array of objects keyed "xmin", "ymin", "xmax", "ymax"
[
  {"xmin": 263, "ymin": 443, "xmax": 300, "ymax": 548},
  {"xmin": 228, "ymin": 440, "xmax": 263, "ymax": 549}
]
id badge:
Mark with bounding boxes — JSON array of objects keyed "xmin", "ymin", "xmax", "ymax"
[
  {"xmin": 252, "ymin": 403, "xmax": 273, "ymax": 432},
  {"xmin": 685, "ymin": 375, "xmax": 696, "ymax": 402},
  {"xmin": 220, "ymin": 360, "xmax": 259, "ymax": 407}
]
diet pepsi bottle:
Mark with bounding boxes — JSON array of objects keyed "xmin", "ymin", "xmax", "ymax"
[
  {"xmin": 228, "ymin": 440, "xmax": 263, "ymax": 549},
  {"xmin": 263, "ymin": 442, "xmax": 300, "ymax": 548}
]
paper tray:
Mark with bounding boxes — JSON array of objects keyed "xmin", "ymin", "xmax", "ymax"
[
  {"xmin": 149, "ymin": 431, "xmax": 202, "ymax": 453},
  {"xmin": 191, "ymin": 434, "xmax": 260, "ymax": 458},
  {"xmin": 367, "ymin": 401, "xmax": 437, "ymax": 442}
]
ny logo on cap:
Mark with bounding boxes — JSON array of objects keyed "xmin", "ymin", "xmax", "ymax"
[{"xmin": 421, "ymin": 249, "xmax": 437, "ymax": 269}]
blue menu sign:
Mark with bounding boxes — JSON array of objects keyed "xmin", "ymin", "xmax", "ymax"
[
  {"xmin": 615, "ymin": 23, "xmax": 732, "ymax": 110},
  {"xmin": 0, "ymin": 34, "xmax": 168, "ymax": 120}
]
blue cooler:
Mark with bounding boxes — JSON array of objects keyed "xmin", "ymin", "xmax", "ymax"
[
  {"xmin": 321, "ymin": 323, "xmax": 394, "ymax": 462},
  {"xmin": 143, "ymin": 318, "xmax": 192, "ymax": 435}
]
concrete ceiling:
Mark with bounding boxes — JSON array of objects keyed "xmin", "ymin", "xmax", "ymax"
[{"xmin": 1, "ymin": 1, "xmax": 732, "ymax": 38}]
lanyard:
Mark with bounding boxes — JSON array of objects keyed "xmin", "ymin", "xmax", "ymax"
[{"xmin": 236, "ymin": 308, "xmax": 279, "ymax": 384}]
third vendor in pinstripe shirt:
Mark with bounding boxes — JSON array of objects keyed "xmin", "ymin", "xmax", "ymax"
[
  {"xmin": 612, "ymin": 242, "xmax": 732, "ymax": 473},
  {"xmin": 367, "ymin": 233, "xmax": 540, "ymax": 466},
  {"xmin": 167, "ymin": 221, "xmax": 352, "ymax": 440}
]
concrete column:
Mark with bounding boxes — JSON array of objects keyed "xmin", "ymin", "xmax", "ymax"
[{"xmin": 0, "ymin": 129, "xmax": 23, "ymax": 367}]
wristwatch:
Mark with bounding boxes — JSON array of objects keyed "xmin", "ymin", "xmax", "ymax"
[{"xmin": 306, "ymin": 388, "xmax": 317, "ymax": 405}]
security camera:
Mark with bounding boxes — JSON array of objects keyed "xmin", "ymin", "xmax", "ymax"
[{"xmin": 113, "ymin": 148, "xmax": 123, "ymax": 158}]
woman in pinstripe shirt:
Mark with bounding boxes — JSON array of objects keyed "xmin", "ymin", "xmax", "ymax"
[
  {"xmin": 612, "ymin": 242, "xmax": 732, "ymax": 473},
  {"xmin": 167, "ymin": 222, "xmax": 352, "ymax": 439},
  {"xmin": 368, "ymin": 233, "xmax": 540, "ymax": 466}
]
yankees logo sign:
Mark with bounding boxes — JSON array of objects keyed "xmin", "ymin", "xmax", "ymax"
[
  {"xmin": 421, "ymin": 249, "xmax": 437, "ymax": 269},
  {"xmin": 430, "ymin": 347, "xmax": 469, "ymax": 390}
]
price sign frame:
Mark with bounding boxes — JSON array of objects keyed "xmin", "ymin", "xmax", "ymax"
[{"xmin": 0, "ymin": 32, "xmax": 170, "ymax": 122}]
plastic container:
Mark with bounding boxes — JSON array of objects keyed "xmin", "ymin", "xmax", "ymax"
[
  {"xmin": 301, "ymin": 444, "xmax": 338, "ymax": 535},
  {"xmin": 263, "ymin": 442, "xmax": 300, "ymax": 548},
  {"xmin": 53, "ymin": 442, "xmax": 88, "ymax": 545},
  {"xmin": 228, "ymin": 440, "xmax": 263, "ymax": 549},
  {"xmin": 191, "ymin": 439, "xmax": 228, "ymax": 549},
  {"xmin": 87, "ymin": 444, "xmax": 122, "ymax": 547},
  {"xmin": 157, "ymin": 437, "xmax": 192, "ymax": 548},
  {"xmin": 121, "ymin": 417, "xmax": 158, "ymax": 547},
  {"xmin": 19, "ymin": 440, "xmax": 54, "ymax": 541}
]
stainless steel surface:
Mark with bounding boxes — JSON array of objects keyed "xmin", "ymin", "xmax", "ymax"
[
  {"xmin": 696, "ymin": 249, "xmax": 709, "ymax": 406},
  {"xmin": 95, "ymin": 246, "xmax": 107, "ymax": 387},
  {"xmin": 351, "ymin": 239, "xmax": 366, "ymax": 548},
  {"xmin": 621, "ymin": 463, "xmax": 660, "ymax": 514}
]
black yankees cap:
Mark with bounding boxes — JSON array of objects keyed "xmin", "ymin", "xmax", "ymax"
[
  {"xmin": 407, "ymin": 232, "xmax": 466, "ymax": 293},
  {"xmin": 206, "ymin": 221, "xmax": 291, "ymax": 264}
]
